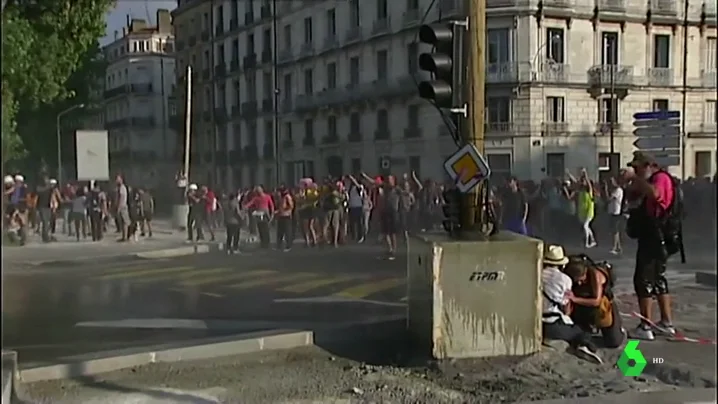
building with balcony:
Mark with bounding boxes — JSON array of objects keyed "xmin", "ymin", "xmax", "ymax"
[
  {"xmin": 90, "ymin": 9, "xmax": 177, "ymax": 187},
  {"xmin": 173, "ymin": 0, "xmax": 716, "ymax": 187}
]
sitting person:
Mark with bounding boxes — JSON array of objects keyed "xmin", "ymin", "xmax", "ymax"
[
  {"xmin": 542, "ymin": 245, "xmax": 603, "ymax": 364},
  {"xmin": 563, "ymin": 254, "xmax": 625, "ymax": 348}
]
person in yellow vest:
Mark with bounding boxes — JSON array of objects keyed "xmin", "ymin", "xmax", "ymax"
[{"xmin": 576, "ymin": 173, "xmax": 597, "ymax": 249}]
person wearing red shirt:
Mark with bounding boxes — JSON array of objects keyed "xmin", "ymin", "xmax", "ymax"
[
  {"xmin": 243, "ymin": 186, "xmax": 275, "ymax": 248},
  {"xmin": 625, "ymin": 151, "xmax": 677, "ymax": 341}
]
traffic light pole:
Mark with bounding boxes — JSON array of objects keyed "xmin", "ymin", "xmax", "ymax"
[{"xmin": 461, "ymin": 0, "xmax": 487, "ymax": 235}]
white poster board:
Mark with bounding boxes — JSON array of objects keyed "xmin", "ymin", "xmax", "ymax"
[{"xmin": 75, "ymin": 130, "xmax": 109, "ymax": 181}]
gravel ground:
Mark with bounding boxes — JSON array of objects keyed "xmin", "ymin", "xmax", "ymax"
[
  {"xmin": 19, "ymin": 286, "xmax": 717, "ymax": 404},
  {"xmin": 19, "ymin": 342, "xmax": 714, "ymax": 404}
]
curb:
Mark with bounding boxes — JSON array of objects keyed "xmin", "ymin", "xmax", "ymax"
[
  {"xmin": 17, "ymin": 329, "xmax": 312, "ymax": 383},
  {"xmin": 28, "ymin": 243, "xmax": 223, "ymax": 267},
  {"xmin": 14, "ymin": 316, "xmax": 406, "ymax": 384},
  {"xmin": 695, "ymin": 272, "xmax": 717, "ymax": 288}
]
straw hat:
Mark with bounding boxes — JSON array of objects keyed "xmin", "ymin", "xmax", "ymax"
[{"xmin": 544, "ymin": 245, "xmax": 569, "ymax": 266}]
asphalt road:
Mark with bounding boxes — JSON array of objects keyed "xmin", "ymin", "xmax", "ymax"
[{"xmin": 3, "ymin": 244, "xmax": 406, "ymax": 366}]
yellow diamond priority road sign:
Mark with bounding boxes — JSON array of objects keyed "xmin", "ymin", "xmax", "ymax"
[{"xmin": 443, "ymin": 144, "xmax": 491, "ymax": 193}]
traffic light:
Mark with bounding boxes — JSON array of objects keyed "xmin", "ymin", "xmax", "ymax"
[
  {"xmin": 417, "ymin": 23, "xmax": 464, "ymax": 108},
  {"xmin": 442, "ymin": 187, "xmax": 463, "ymax": 236}
]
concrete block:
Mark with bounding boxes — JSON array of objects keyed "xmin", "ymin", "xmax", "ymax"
[
  {"xmin": 2, "ymin": 350, "xmax": 17, "ymax": 404},
  {"xmin": 695, "ymin": 272, "xmax": 717, "ymax": 288},
  {"xmin": 19, "ymin": 352, "xmax": 152, "ymax": 383},
  {"xmin": 407, "ymin": 231, "xmax": 543, "ymax": 359}
]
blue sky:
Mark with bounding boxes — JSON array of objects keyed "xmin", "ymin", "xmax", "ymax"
[{"xmin": 101, "ymin": 0, "xmax": 178, "ymax": 45}]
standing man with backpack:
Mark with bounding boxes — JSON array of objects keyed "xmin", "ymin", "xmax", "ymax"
[{"xmin": 624, "ymin": 152, "xmax": 683, "ymax": 341}]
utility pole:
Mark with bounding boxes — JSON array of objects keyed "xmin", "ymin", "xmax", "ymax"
[
  {"xmin": 184, "ymin": 65, "xmax": 193, "ymax": 179},
  {"xmin": 463, "ymin": 0, "xmax": 486, "ymax": 233},
  {"xmin": 680, "ymin": 0, "xmax": 689, "ymax": 180},
  {"xmin": 272, "ymin": 0, "xmax": 281, "ymax": 187},
  {"xmin": 608, "ymin": 38, "xmax": 616, "ymax": 177}
]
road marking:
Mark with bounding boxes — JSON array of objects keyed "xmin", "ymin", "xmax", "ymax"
[
  {"xmin": 135, "ymin": 267, "xmax": 229, "ymax": 283},
  {"xmin": 97, "ymin": 259, "xmax": 172, "ymax": 274},
  {"xmin": 181, "ymin": 269, "xmax": 277, "ymax": 287},
  {"xmin": 333, "ymin": 278, "xmax": 405, "ymax": 299},
  {"xmin": 400, "ymin": 296, "xmax": 408, "ymax": 302},
  {"xmin": 201, "ymin": 292, "xmax": 224, "ymax": 298},
  {"xmin": 273, "ymin": 296, "xmax": 407, "ymax": 307},
  {"xmin": 227, "ymin": 272, "xmax": 317, "ymax": 290},
  {"xmin": 277, "ymin": 275, "xmax": 356, "ymax": 293},
  {"xmin": 96, "ymin": 266, "xmax": 193, "ymax": 280}
]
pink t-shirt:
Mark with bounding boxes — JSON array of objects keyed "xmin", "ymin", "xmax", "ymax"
[{"xmin": 648, "ymin": 171, "xmax": 674, "ymax": 217}]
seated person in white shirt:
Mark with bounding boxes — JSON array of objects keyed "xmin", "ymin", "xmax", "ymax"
[{"xmin": 542, "ymin": 245, "xmax": 603, "ymax": 364}]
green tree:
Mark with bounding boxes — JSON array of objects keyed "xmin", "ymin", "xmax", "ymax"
[{"xmin": 1, "ymin": 0, "xmax": 114, "ymax": 167}]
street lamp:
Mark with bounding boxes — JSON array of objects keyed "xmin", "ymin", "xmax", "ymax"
[{"xmin": 56, "ymin": 103, "xmax": 85, "ymax": 183}]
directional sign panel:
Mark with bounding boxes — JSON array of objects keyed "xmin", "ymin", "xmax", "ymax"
[
  {"xmin": 653, "ymin": 154, "xmax": 680, "ymax": 167},
  {"xmin": 633, "ymin": 136, "xmax": 680, "ymax": 150},
  {"xmin": 633, "ymin": 110, "xmax": 680, "ymax": 120},
  {"xmin": 633, "ymin": 118, "xmax": 681, "ymax": 128},
  {"xmin": 443, "ymin": 144, "xmax": 491, "ymax": 193},
  {"xmin": 76, "ymin": 130, "xmax": 109, "ymax": 181},
  {"xmin": 632, "ymin": 110, "xmax": 681, "ymax": 167},
  {"xmin": 633, "ymin": 126, "xmax": 681, "ymax": 137}
]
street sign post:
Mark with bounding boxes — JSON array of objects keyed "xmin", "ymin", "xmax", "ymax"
[
  {"xmin": 632, "ymin": 110, "xmax": 681, "ymax": 167},
  {"xmin": 443, "ymin": 144, "xmax": 491, "ymax": 193}
]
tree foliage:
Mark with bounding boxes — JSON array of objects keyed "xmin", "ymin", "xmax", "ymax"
[{"xmin": 1, "ymin": 0, "xmax": 114, "ymax": 167}]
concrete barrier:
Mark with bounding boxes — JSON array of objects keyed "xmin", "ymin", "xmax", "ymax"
[
  {"xmin": 407, "ymin": 231, "xmax": 543, "ymax": 359},
  {"xmin": 2, "ymin": 350, "xmax": 17, "ymax": 404}
]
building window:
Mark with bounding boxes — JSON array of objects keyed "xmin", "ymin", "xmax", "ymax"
[
  {"xmin": 327, "ymin": 62, "xmax": 337, "ymax": 89},
  {"xmin": 283, "ymin": 24, "xmax": 292, "ymax": 51},
  {"xmin": 231, "ymin": 39, "xmax": 239, "ymax": 61},
  {"xmin": 351, "ymin": 158, "xmax": 362, "ymax": 174},
  {"xmin": 546, "ymin": 28, "xmax": 565, "ymax": 64},
  {"xmin": 487, "ymin": 28, "xmax": 511, "ymax": 64},
  {"xmin": 407, "ymin": 42, "xmax": 418, "ymax": 73},
  {"xmin": 376, "ymin": 50, "xmax": 388, "ymax": 81},
  {"xmin": 652, "ymin": 99, "xmax": 669, "ymax": 111},
  {"xmin": 263, "ymin": 71, "xmax": 272, "ymax": 99},
  {"xmin": 546, "ymin": 153, "xmax": 565, "ymax": 179},
  {"xmin": 707, "ymin": 37, "xmax": 717, "ymax": 72},
  {"xmin": 409, "ymin": 156, "xmax": 421, "ymax": 177},
  {"xmin": 262, "ymin": 28, "xmax": 271, "ymax": 53},
  {"xmin": 377, "ymin": 0, "xmax": 388, "ymax": 19},
  {"xmin": 350, "ymin": 0, "xmax": 360, "ymax": 26},
  {"xmin": 599, "ymin": 98, "xmax": 619, "ymax": 123},
  {"xmin": 284, "ymin": 122, "xmax": 292, "ymax": 142},
  {"xmin": 304, "ymin": 119, "xmax": 314, "ymax": 142},
  {"xmin": 303, "ymin": 17, "xmax": 313, "ymax": 44},
  {"xmin": 349, "ymin": 57, "xmax": 360, "ymax": 85},
  {"xmin": 545, "ymin": 97, "xmax": 565, "ymax": 122},
  {"xmin": 487, "ymin": 97, "xmax": 511, "ymax": 123},
  {"xmin": 326, "ymin": 8, "xmax": 336, "ymax": 37},
  {"xmin": 653, "ymin": 34, "xmax": 670, "ymax": 68},
  {"xmin": 327, "ymin": 116, "xmax": 337, "ymax": 137},
  {"xmin": 232, "ymin": 80, "xmax": 240, "ymax": 105},
  {"xmin": 247, "ymin": 33, "xmax": 255, "ymax": 54},
  {"xmin": 303, "ymin": 68, "xmax": 313, "ymax": 94},
  {"xmin": 408, "ymin": 104, "xmax": 419, "ymax": 128},
  {"xmin": 377, "ymin": 109, "xmax": 389, "ymax": 132},
  {"xmin": 487, "ymin": 154, "xmax": 512, "ymax": 183},
  {"xmin": 350, "ymin": 112, "xmax": 360, "ymax": 134},
  {"xmin": 601, "ymin": 32, "xmax": 619, "ymax": 65},
  {"xmin": 407, "ymin": 0, "xmax": 419, "ymax": 10},
  {"xmin": 283, "ymin": 73, "xmax": 292, "ymax": 100},
  {"xmin": 694, "ymin": 151, "xmax": 712, "ymax": 178},
  {"xmin": 706, "ymin": 100, "xmax": 717, "ymax": 125}
]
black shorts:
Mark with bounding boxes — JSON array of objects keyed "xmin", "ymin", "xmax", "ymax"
[
  {"xmin": 633, "ymin": 238, "xmax": 669, "ymax": 298},
  {"xmin": 380, "ymin": 212, "xmax": 399, "ymax": 235},
  {"xmin": 298, "ymin": 208, "xmax": 314, "ymax": 221},
  {"xmin": 609, "ymin": 215, "xmax": 625, "ymax": 233}
]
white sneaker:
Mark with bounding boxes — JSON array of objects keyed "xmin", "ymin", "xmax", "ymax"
[
  {"xmin": 609, "ymin": 249, "xmax": 619, "ymax": 255},
  {"xmin": 587, "ymin": 241, "xmax": 597, "ymax": 248},
  {"xmin": 654, "ymin": 321, "xmax": 677, "ymax": 336},
  {"xmin": 575, "ymin": 345, "xmax": 603, "ymax": 364},
  {"xmin": 629, "ymin": 325, "xmax": 655, "ymax": 341}
]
